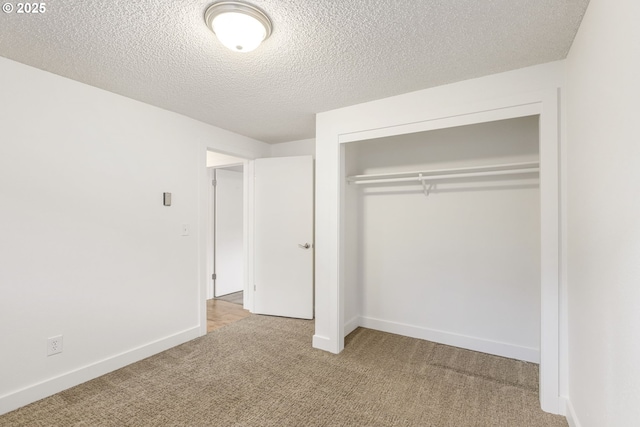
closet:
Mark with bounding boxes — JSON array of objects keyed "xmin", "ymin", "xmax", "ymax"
[{"xmin": 343, "ymin": 116, "xmax": 541, "ymax": 363}]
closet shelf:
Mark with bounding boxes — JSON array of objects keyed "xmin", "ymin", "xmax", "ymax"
[{"xmin": 346, "ymin": 161, "xmax": 539, "ymax": 185}]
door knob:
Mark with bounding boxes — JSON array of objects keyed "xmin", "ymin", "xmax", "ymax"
[{"xmin": 298, "ymin": 243, "xmax": 311, "ymax": 249}]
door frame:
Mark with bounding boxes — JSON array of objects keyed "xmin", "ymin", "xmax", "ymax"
[{"xmin": 199, "ymin": 150, "xmax": 255, "ymax": 334}]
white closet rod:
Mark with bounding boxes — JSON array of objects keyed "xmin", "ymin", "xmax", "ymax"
[
  {"xmin": 349, "ymin": 167, "xmax": 537, "ymax": 185},
  {"xmin": 347, "ymin": 161, "xmax": 539, "ymax": 185}
]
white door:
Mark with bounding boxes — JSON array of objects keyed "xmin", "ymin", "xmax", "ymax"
[
  {"xmin": 214, "ymin": 168, "xmax": 244, "ymax": 297},
  {"xmin": 253, "ymin": 156, "xmax": 313, "ymax": 319}
]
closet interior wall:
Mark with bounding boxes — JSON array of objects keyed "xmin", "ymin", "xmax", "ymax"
[{"xmin": 344, "ymin": 116, "xmax": 541, "ymax": 362}]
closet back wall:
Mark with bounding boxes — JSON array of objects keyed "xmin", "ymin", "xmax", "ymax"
[{"xmin": 345, "ymin": 116, "xmax": 541, "ymax": 362}]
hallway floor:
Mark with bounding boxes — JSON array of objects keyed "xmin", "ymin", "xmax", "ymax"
[{"xmin": 207, "ymin": 298, "xmax": 250, "ymax": 332}]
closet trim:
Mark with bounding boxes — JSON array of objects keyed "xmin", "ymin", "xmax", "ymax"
[
  {"xmin": 315, "ymin": 87, "xmax": 561, "ymax": 414},
  {"xmin": 338, "ymin": 100, "xmax": 541, "ymax": 144}
]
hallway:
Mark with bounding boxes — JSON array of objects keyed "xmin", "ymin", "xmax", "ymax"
[{"xmin": 207, "ymin": 298, "xmax": 250, "ymax": 332}]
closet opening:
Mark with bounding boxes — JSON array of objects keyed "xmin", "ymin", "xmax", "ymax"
[{"xmin": 343, "ymin": 116, "xmax": 542, "ymax": 362}]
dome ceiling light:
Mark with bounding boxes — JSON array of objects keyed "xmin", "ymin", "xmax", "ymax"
[{"xmin": 204, "ymin": 1, "xmax": 272, "ymax": 53}]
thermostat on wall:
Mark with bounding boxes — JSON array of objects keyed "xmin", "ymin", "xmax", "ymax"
[{"xmin": 163, "ymin": 192, "xmax": 172, "ymax": 206}]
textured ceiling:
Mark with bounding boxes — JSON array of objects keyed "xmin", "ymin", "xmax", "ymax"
[{"xmin": 0, "ymin": 1, "xmax": 589, "ymax": 143}]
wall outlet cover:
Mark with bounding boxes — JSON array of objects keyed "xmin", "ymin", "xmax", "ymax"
[{"xmin": 47, "ymin": 335, "xmax": 63, "ymax": 356}]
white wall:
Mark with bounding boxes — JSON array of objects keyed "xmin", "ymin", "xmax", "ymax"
[
  {"xmin": 270, "ymin": 138, "xmax": 315, "ymax": 157},
  {"xmin": 345, "ymin": 117, "xmax": 541, "ymax": 362},
  {"xmin": 0, "ymin": 57, "xmax": 269, "ymax": 414},
  {"xmin": 565, "ymin": 0, "xmax": 640, "ymax": 425},
  {"xmin": 206, "ymin": 151, "xmax": 245, "ymax": 167}
]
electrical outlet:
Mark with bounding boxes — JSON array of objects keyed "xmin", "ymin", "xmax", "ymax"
[
  {"xmin": 47, "ymin": 335, "xmax": 63, "ymax": 356},
  {"xmin": 181, "ymin": 223, "xmax": 189, "ymax": 236}
]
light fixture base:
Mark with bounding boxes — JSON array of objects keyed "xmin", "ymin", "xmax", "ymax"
[{"xmin": 205, "ymin": 2, "xmax": 272, "ymax": 52}]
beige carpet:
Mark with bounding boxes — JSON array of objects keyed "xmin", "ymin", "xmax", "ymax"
[{"xmin": 1, "ymin": 315, "xmax": 567, "ymax": 426}]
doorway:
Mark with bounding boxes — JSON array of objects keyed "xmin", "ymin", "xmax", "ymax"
[
  {"xmin": 202, "ymin": 151, "xmax": 316, "ymax": 333},
  {"xmin": 206, "ymin": 150, "xmax": 250, "ymax": 332},
  {"xmin": 211, "ymin": 166, "xmax": 243, "ymax": 300}
]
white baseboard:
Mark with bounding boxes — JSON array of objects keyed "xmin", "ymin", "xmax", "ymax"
[
  {"xmin": 565, "ymin": 398, "xmax": 581, "ymax": 427},
  {"xmin": 359, "ymin": 316, "xmax": 540, "ymax": 363},
  {"xmin": 557, "ymin": 396, "xmax": 568, "ymax": 416},
  {"xmin": 0, "ymin": 326, "xmax": 201, "ymax": 416},
  {"xmin": 344, "ymin": 317, "xmax": 360, "ymax": 336},
  {"xmin": 312, "ymin": 334, "xmax": 340, "ymax": 354}
]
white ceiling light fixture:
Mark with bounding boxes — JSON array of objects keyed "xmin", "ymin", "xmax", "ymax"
[{"xmin": 205, "ymin": 1, "xmax": 272, "ymax": 53}]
